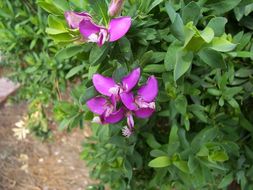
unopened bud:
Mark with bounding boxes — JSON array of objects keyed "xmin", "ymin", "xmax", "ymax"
[{"xmin": 108, "ymin": 0, "xmax": 124, "ymax": 17}]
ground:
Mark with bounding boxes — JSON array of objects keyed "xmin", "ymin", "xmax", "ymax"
[{"xmin": 0, "ymin": 103, "xmax": 95, "ymax": 190}]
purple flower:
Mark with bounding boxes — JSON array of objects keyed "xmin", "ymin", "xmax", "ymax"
[
  {"xmin": 108, "ymin": 0, "xmax": 124, "ymax": 17},
  {"xmin": 120, "ymin": 76, "xmax": 158, "ymax": 135},
  {"xmin": 79, "ymin": 16, "xmax": 131, "ymax": 46},
  {"xmin": 92, "ymin": 67, "xmax": 140, "ymax": 100},
  {"xmin": 65, "ymin": 11, "xmax": 131, "ymax": 46},
  {"xmin": 86, "ymin": 68, "xmax": 158, "ymax": 137},
  {"xmin": 86, "ymin": 96, "xmax": 125, "ymax": 124}
]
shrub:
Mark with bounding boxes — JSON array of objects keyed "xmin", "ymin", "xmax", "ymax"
[{"xmin": 3, "ymin": 0, "xmax": 253, "ymax": 189}]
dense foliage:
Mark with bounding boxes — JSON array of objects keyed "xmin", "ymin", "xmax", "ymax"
[{"xmin": 1, "ymin": 0, "xmax": 253, "ymax": 189}]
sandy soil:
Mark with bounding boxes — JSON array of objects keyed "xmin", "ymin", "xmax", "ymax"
[{"xmin": 0, "ymin": 103, "xmax": 95, "ymax": 190}]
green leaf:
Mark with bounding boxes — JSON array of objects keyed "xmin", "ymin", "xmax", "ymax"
[
  {"xmin": 89, "ymin": 44, "xmax": 109, "ymax": 65},
  {"xmin": 228, "ymin": 51, "xmax": 253, "ymax": 58},
  {"xmin": 188, "ymin": 156, "xmax": 198, "ymax": 173},
  {"xmin": 148, "ymin": 0, "xmax": 163, "ymax": 13},
  {"xmin": 182, "ymin": 2, "xmax": 201, "ymax": 25},
  {"xmin": 191, "ymin": 127, "xmax": 218, "ymax": 153},
  {"xmin": 236, "ymin": 32, "xmax": 252, "ymax": 51},
  {"xmin": 174, "ymin": 52, "xmax": 193, "ymax": 81},
  {"xmin": 164, "ymin": 44, "xmax": 181, "ymax": 71},
  {"xmin": 169, "ymin": 124, "xmax": 179, "ymax": 145},
  {"xmin": 218, "ymin": 172, "xmax": 234, "ymax": 188},
  {"xmin": 140, "ymin": 51, "xmax": 154, "ymax": 66},
  {"xmin": 56, "ymin": 45, "xmax": 84, "ymax": 61},
  {"xmin": 82, "ymin": 86, "xmax": 98, "ymax": 103},
  {"xmin": 210, "ymin": 37, "xmax": 237, "ymax": 52},
  {"xmin": 198, "ymin": 158, "xmax": 228, "ymax": 171},
  {"xmin": 37, "ymin": 0, "xmax": 62, "ymax": 15},
  {"xmin": 46, "ymin": 28, "xmax": 67, "ymax": 35},
  {"xmin": 178, "ymin": 128, "xmax": 190, "ymax": 148},
  {"xmin": 198, "ymin": 48, "xmax": 226, "ymax": 69},
  {"xmin": 119, "ymin": 37, "xmax": 132, "ymax": 61},
  {"xmin": 197, "ymin": 146, "xmax": 209, "ymax": 157},
  {"xmin": 52, "ymin": 0, "xmax": 70, "ymax": 11},
  {"xmin": 140, "ymin": 50, "xmax": 166, "ymax": 67},
  {"xmin": 207, "ymin": 17, "xmax": 228, "ymax": 36},
  {"xmin": 170, "ymin": 14, "xmax": 185, "ymax": 42},
  {"xmin": 88, "ymin": 65, "xmax": 100, "ymax": 80},
  {"xmin": 205, "ymin": 0, "xmax": 242, "ymax": 15},
  {"xmin": 173, "ymin": 160, "xmax": 189, "ymax": 173},
  {"xmin": 48, "ymin": 15, "xmax": 66, "ymax": 30},
  {"xmin": 69, "ymin": 0, "xmax": 89, "ymax": 10},
  {"xmin": 88, "ymin": 0, "xmax": 109, "ymax": 25},
  {"xmin": 209, "ymin": 150, "xmax": 229, "ymax": 162},
  {"xmin": 200, "ymin": 27, "xmax": 214, "ymax": 43},
  {"xmin": 143, "ymin": 64, "xmax": 166, "ymax": 73},
  {"xmin": 146, "ymin": 134, "xmax": 162, "ymax": 149},
  {"xmin": 174, "ymin": 95, "xmax": 187, "ymax": 115},
  {"xmin": 49, "ymin": 32, "xmax": 75, "ymax": 43},
  {"xmin": 150, "ymin": 150, "xmax": 168, "ymax": 157},
  {"xmin": 239, "ymin": 115, "xmax": 253, "ymax": 133},
  {"xmin": 207, "ymin": 88, "xmax": 222, "ymax": 96},
  {"xmin": 183, "ymin": 25, "xmax": 196, "ymax": 48},
  {"xmin": 167, "ymin": 124, "xmax": 180, "ymax": 154},
  {"xmin": 165, "ymin": 2, "xmax": 177, "ymax": 21},
  {"xmin": 124, "ymin": 160, "xmax": 133, "ymax": 181},
  {"xmin": 112, "ymin": 66, "xmax": 128, "ymax": 83},
  {"xmin": 148, "ymin": 156, "xmax": 171, "ymax": 168},
  {"xmin": 65, "ymin": 65, "xmax": 85, "ymax": 79}
]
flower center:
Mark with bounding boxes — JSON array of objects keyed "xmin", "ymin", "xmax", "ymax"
[
  {"xmin": 135, "ymin": 96, "xmax": 155, "ymax": 109},
  {"xmin": 109, "ymin": 84, "xmax": 124, "ymax": 101},
  {"xmin": 103, "ymin": 102, "xmax": 114, "ymax": 117},
  {"xmin": 88, "ymin": 29, "xmax": 109, "ymax": 45}
]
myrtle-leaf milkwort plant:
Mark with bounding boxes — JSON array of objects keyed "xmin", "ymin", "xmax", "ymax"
[{"xmin": 33, "ymin": 0, "xmax": 253, "ymax": 189}]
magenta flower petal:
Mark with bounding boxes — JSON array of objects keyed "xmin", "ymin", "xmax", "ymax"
[
  {"xmin": 93, "ymin": 74, "xmax": 116, "ymax": 96},
  {"xmin": 137, "ymin": 76, "xmax": 158, "ymax": 102},
  {"xmin": 65, "ymin": 11, "xmax": 91, "ymax": 29},
  {"xmin": 134, "ymin": 108, "xmax": 154, "ymax": 118},
  {"xmin": 108, "ymin": 16, "xmax": 131, "ymax": 42},
  {"xmin": 79, "ymin": 19, "xmax": 101, "ymax": 39},
  {"xmin": 120, "ymin": 92, "xmax": 137, "ymax": 111},
  {"xmin": 122, "ymin": 68, "xmax": 140, "ymax": 92},
  {"xmin": 110, "ymin": 95, "xmax": 117, "ymax": 110},
  {"xmin": 104, "ymin": 108, "xmax": 125, "ymax": 123},
  {"xmin": 86, "ymin": 97, "xmax": 107, "ymax": 115}
]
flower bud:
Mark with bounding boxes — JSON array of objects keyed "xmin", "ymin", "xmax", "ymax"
[{"xmin": 108, "ymin": 0, "xmax": 124, "ymax": 17}]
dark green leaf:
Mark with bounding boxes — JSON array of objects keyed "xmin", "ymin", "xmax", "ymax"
[
  {"xmin": 182, "ymin": 2, "xmax": 201, "ymax": 25},
  {"xmin": 218, "ymin": 172, "xmax": 234, "ymax": 188},
  {"xmin": 89, "ymin": 44, "xmax": 109, "ymax": 65},
  {"xmin": 174, "ymin": 52, "xmax": 193, "ymax": 81},
  {"xmin": 198, "ymin": 48, "xmax": 226, "ymax": 69},
  {"xmin": 164, "ymin": 44, "xmax": 181, "ymax": 71},
  {"xmin": 170, "ymin": 14, "xmax": 185, "ymax": 42},
  {"xmin": 56, "ymin": 45, "xmax": 84, "ymax": 61},
  {"xmin": 65, "ymin": 65, "xmax": 85, "ymax": 79},
  {"xmin": 207, "ymin": 17, "xmax": 227, "ymax": 36},
  {"xmin": 143, "ymin": 64, "xmax": 166, "ymax": 73}
]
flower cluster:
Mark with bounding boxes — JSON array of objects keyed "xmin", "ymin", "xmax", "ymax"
[
  {"xmin": 86, "ymin": 68, "xmax": 158, "ymax": 137},
  {"xmin": 64, "ymin": 0, "xmax": 131, "ymax": 47}
]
